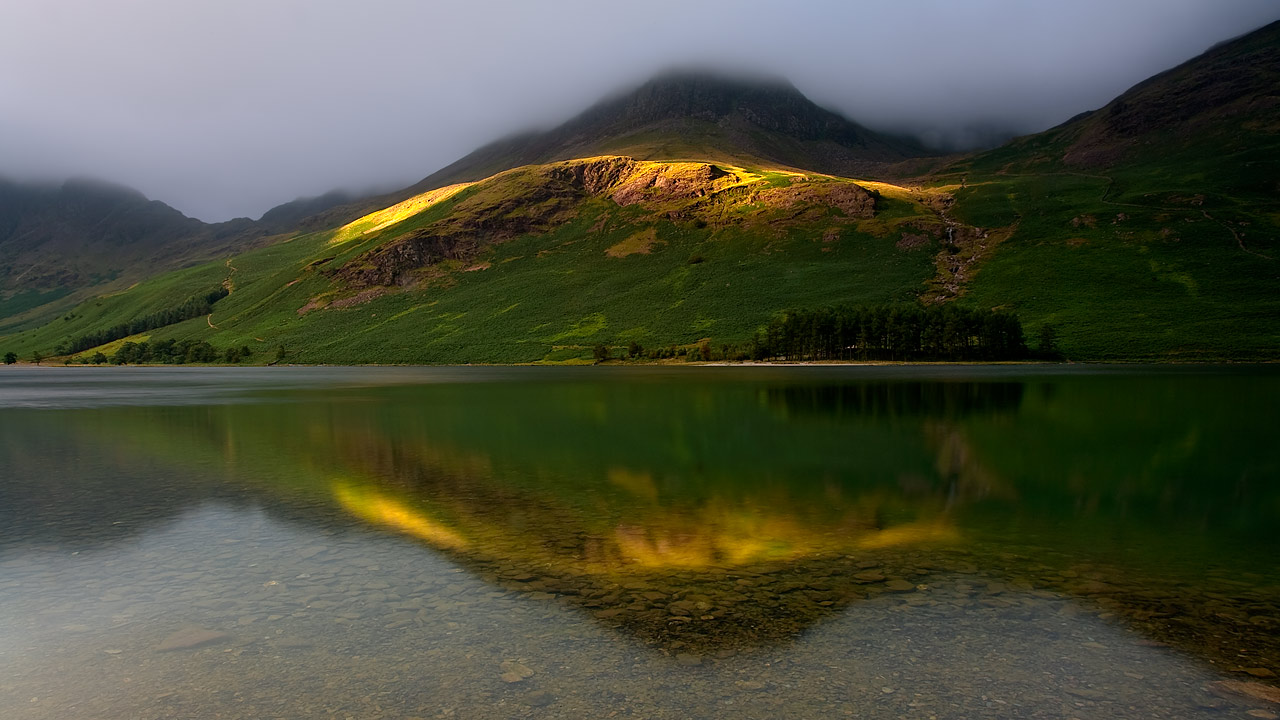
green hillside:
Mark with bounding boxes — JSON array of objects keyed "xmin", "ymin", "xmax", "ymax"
[
  {"xmin": 0, "ymin": 177, "xmax": 380, "ymax": 335},
  {"xmin": 1, "ymin": 158, "xmax": 944, "ymax": 364},
  {"xmin": 921, "ymin": 169, "xmax": 1279, "ymax": 360},
  {"xmin": 923, "ymin": 20, "xmax": 1280, "ymax": 360}
]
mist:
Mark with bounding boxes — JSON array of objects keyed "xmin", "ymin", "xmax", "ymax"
[{"xmin": 1, "ymin": 0, "xmax": 1276, "ymax": 222}]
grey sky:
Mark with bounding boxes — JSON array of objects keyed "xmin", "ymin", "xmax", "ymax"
[{"xmin": 1, "ymin": 0, "xmax": 1276, "ymax": 222}]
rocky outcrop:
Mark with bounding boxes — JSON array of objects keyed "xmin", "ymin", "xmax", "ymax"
[
  {"xmin": 324, "ymin": 157, "xmax": 882, "ymax": 302},
  {"xmin": 755, "ymin": 181, "xmax": 876, "ymax": 218},
  {"xmin": 547, "ymin": 156, "xmax": 637, "ymax": 194},
  {"xmin": 609, "ymin": 163, "xmax": 730, "ymax": 206},
  {"xmin": 338, "ymin": 231, "xmax": 482, "ymax": 288}
]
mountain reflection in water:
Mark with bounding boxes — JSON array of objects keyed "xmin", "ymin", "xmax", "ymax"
[{"xmin": 1, "ymin": 367, "xmax": 1278, "ymax": 719}]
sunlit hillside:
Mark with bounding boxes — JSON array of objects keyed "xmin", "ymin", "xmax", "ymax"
[{"xmin": 3, "ymin": 22, "xmax": 1278, "ymax": 364}]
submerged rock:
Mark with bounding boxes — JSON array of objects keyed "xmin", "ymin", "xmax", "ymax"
[
  {"xmin": 1209, "ymin": 680, "xmax": 1280, "ymax": 704},
  {"xmin": 525, "ymin": 690, "xmax": 556, "ymax": 707},
  {"xmin": 674, "ymin": 653, "xmax": 703, "ymax": 666},
  {"xmin": 885, "ymin": 579, "xmax": 916, "ymax": 593},
  {"xmin": 154, "ymin": 627, "xmax": 229, "ymax": 652},
  {"xmin": 500, "ymin": 660, "xmax": 535, "ymax": 683}
]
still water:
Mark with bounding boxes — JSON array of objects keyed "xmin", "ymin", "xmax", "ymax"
[{"xmin": 0, "ymin": 365, "xmax": 1277, "ymax": 719}]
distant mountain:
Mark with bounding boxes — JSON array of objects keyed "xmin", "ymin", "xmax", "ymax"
[
  {"xmin": 964, "ymin": 19, "xmax": 1280, "ymax": 188},
  {"xmin": 1062, "ymin": 19, "xmax": 1280, "ymax": 169},
  {"xmin": 0, "ymin": 179, "xmax": 382, "ymax": 329},
  {"xmin": 0, "ymin": 178, "xmax": 203, "ymax": 287},
  {"xmin": 0, "ymin": 178, "xmax": 214, "ymax": 324},
  {"xmin": 256, "ymin": 189, "xmax": 358, "ymax": 232},
  {"xmin": 412, "ymin": 71, "xmax": 933, "ymax": 191},
  {"xmin": 924, "ymin": 18, "xmax": 1280, "ymax": 359}
]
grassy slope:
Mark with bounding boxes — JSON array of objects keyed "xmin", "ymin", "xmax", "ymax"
[
  {"xmin": 2, "ymin": 160, "xmax": 941, "ymax": 363},
  {"xmin": 925, "ymin": 21, "xmax": 1280, "ymax": 360},
  {"xmin": 931, "ymin": 122, "xmax": 1280, "ymax": 360},
  {"xmin": 6, "ymin": 123, "xmax": 1278, "ymax": 364}
]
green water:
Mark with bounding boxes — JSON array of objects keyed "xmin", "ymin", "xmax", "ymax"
[{"xmin": 0, "ymin": 365, "xmax": 1277, "ymax": 719}]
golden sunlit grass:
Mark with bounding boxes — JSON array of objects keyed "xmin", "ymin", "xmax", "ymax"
[
  {"xmin": 629, "ymin": 159, "xmax": 766, "ymax": 190},
  {"xmin": 605, "ymin": 227, "xmax": 660, "ymax": 257},
  {"xmin": 70, "ymin": 333, "xmax": 151, "ymax": 362},
  {"xmin": 853, "ymin": 179, "xmax": 917, "ymax": 201},
  {"xmin": 329, "ymin": 182, "xmax": 474, "ymax": 245}
]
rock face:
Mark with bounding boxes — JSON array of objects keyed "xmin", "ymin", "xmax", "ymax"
[
  {"xmin": 547, "ymin": 156, "xmax": 638, "ymax": 195},
  {"xmin": 755, "ymin": 181, "xmax": 876, "ymax": 218},
  {"xmin": 608, "ymin": 163, "xmax": 729, "ymax": 206},
  {"xmin": 339, "ymin": 230, "xmax": 483, "ymax": 289}
]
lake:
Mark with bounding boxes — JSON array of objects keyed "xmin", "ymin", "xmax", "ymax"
[{"xmin": 1, "ymin": 365, "xmax": 1277, "ymax": 719}]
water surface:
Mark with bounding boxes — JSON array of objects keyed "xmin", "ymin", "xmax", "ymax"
[{"xmin": 1, "ymin": 365, "xmax": 1278, "ymax": 719}]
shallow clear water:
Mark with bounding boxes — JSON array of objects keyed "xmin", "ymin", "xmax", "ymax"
[{"xmin": 1, "ymin": 365, "xmax": 1277, "ymax": 719}]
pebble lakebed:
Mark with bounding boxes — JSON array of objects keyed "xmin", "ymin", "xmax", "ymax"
[{"xmin": 1, "ymin": 505, "xmax": 1276, "ymax": 720}]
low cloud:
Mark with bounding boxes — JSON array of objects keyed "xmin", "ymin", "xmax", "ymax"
[{"xmin": 1, "ymin": 0, "xmax": 1275, "ymax": 221}]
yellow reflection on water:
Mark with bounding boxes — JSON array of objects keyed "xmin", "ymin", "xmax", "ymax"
[
  {"xmin": 331, "ymin": 466, "xmax": 962, "ymax": 576},
  {"xmin": 606, "ymin": 467, "xmax": 660, "ymax": 501},
  {"xmin": 855, "ymin": 519, "xmax": 960, "ymax": 549},
  {"xmin": 332, "ymin": 481, "xmax": 469, "ymax": 550}
]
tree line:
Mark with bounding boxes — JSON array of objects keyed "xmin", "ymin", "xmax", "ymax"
[
  {"xmin": 82, "ymin": 338, "xmax": 253, "ymax": 365},
  {"xmin": 751, "ymin": 304, "xmax": 1027, "ymax": 361},
  {"xmin": 59, "ymin": 287, "xmax": 229, "ymax": 356},
  {"xmin": 594, "ymin": 304, "xmax": 1032, "ymax": 363}
]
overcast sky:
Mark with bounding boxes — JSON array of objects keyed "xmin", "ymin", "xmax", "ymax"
[{"xmin": 1, "ymin": 0, "xmax": 1277, "ymax": 222}]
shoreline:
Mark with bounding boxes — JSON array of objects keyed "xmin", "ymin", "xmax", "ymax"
[{"xmin": 4, "ymin": 358, "xmax": 1277, "ymax": 369}]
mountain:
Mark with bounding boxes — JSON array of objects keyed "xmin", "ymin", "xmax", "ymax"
[
  {"xmin": 0, "ymin": 178, "xmax": 203, "ymax": 288},
  {"xmin": 961, "ymin": 20, "xmax": 1280, "ymax": 186},
  {"xmin": 255, "ymin": 189, "xmax": 359, "ymax": 233},
  {"xmin": 3, "ymin": 148, "xmax": 944, "ymax": 363},
  {"xmin": 924, "ymin": 19, "xmax": 1280, "ymax": 358},
  {"xmin": 0, "ymin": 178, "xmax": 227, "ymax": 327},
  {"xmin": 4, "ymin": 25, "xmax": 1279, "ymax": 364},
  {"xmin": 0, "ymin": 179, "xmax": 384, "ymax": 331},
  {"xmin": 0, "ymin": 71, "xmax": 937, "ymax": 336},
  {"xmin": 411, "ymin": 71, "xmax": 932, "ymax": 191}
]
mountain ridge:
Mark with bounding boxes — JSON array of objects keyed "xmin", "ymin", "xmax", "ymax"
[
  {"xmin": 0, "ymin": 177, "xmax": 392, "ymax": 330},
  {"xmin": 408, "ymin": 70, "xmax": 933, "ymax": 193},
  {"xmin": 957, "ymin": 19, "xmax": 1280, "ymax": 179}
]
